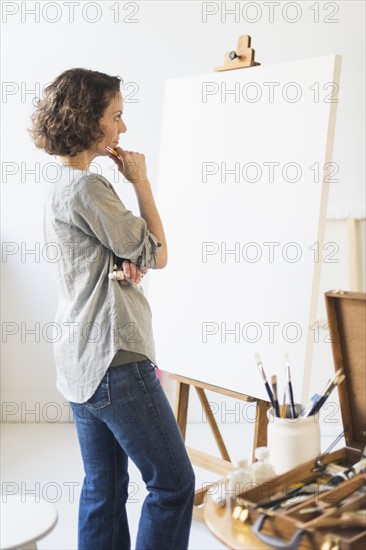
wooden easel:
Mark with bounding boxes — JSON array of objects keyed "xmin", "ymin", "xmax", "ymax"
[
  {"xmin": 168, "ymin": 36, "xmax": 266, "ymax": 522},
  {"xmin": 170, "ymin": 373, "xmax": 270, "ymax": 522}
]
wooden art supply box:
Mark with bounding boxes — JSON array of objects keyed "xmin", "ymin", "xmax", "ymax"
[{"xmin": 235, "ymin": 291, "xmax": 366, "ymax": 549}]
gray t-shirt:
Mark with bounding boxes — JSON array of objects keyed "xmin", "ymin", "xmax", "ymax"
[{"xmin": 43, "ymin": 166, "xmax": 160, "ymax": 403}]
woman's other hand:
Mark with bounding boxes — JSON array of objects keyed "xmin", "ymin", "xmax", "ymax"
[{"xmin": 118, "ymin": 260, "xmax": 148, "ymax": 286}]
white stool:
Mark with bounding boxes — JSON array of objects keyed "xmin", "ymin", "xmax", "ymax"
[{"xmin": 0, "ymin": 496, "xmax": 58, "ymax": 550}]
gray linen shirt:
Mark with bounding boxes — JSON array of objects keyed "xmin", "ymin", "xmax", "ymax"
[{"xmin": 43, "ymin": 166, "xmax": 160, "ymax": 403}]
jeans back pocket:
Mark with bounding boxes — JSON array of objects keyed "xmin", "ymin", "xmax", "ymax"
[{"xmin": 85, "ymin": 371, "xmax": 111, "ymax": 410}]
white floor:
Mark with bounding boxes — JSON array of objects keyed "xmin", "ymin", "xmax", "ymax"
[{"xmin": 1, "ymin": 394, "xmax": 345, "ymax": 550}]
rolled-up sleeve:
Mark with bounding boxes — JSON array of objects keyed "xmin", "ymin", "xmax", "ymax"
[{"xmin": 69, "ymin": 174, "xmax": 160, "ymax": 270}]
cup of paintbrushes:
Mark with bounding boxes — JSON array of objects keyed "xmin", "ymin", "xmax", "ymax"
[{"xmin": 267, "ymin": 404, "xmax": 320, "ymax": 475}]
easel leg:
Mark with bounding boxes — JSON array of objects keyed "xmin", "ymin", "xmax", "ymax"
[
  {"xmin": 347, "ymin": 217, "xmax": 362, "ymax": 291},
  {"xmin": 174, "ymin": 381, "xmax": 190, "ymax": 440},
  {"xmin": 169, "ymin": 374, "xmax": 270, "ymax": 524},
  {"xmin": 195, "ymin": 387, "xmax": 231, "ymax": 462},
  {"xmin": 253, "ymin": 399, "xmax": 270, "ymax": 461}
]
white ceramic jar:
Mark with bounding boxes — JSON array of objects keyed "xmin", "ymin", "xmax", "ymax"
[{"xmin": 267, "ymin": 406, "xmax": 321, "ymax": 475}]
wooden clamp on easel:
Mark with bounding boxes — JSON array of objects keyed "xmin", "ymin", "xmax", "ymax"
[
  {"xmin": 169, "ymin": 35, "xmax": 267, "ymax": 523},
  {"xmin": 214, "ymin": 34, "xmax": 260, "ymax": 72}
]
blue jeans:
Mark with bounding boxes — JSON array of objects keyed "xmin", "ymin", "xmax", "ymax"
[{"xmin": 69, "ymin": 360, "xmax": 196, "ymax": 550}]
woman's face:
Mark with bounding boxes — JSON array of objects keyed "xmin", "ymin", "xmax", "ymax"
[{"xmin": 96, "ymin": 90, "xmax": 126, "ymax": 156}]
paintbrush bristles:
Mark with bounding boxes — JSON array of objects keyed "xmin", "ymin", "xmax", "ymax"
[{"xmin": 255, "ymin": 353, "xmax": 267, "ymax": 381}]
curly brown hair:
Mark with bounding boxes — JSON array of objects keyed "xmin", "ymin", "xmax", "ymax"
[{"xmin": 29, "ymin": 68, "xmax": 122, "ymax": 157}]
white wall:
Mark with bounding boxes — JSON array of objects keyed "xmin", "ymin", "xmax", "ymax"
[{"xmin": 1, "ymin": 1, "xmax": 365, "ymax": 424}]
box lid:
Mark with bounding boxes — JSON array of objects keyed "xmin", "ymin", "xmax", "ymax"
[{"xmin": 325, "ymin": 290, "xmax": 366, "ymax": 451}]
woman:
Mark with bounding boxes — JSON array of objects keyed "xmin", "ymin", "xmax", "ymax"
[{"xmin": 29, "ymin": 68, "xmax": 195, "ymax": 550}]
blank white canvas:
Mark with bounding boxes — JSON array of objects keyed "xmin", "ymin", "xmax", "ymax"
[{"xmin": 148, "ymin": 55, "xmax": 341, "ymax": 402}]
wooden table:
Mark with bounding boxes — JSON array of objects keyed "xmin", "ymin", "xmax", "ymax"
[{"xmin": 204, "ymin": 493, "xmax": 271, "ymax": 550}]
